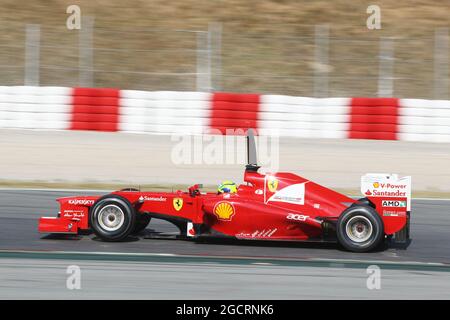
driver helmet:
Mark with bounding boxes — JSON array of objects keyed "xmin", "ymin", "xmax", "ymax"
[{"xmin": 217, "ymin": 180, "xmax": 237, "ymax": 194}]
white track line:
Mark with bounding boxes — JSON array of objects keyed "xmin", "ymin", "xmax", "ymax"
[{"xmin": 1, "ymin": 250, "xmax": 447, "ymax": 268}]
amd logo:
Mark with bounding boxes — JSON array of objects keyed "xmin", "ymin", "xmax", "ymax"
[{"xmin": 382, "ymin": 200, "xmax": 406, "ymax": 208}]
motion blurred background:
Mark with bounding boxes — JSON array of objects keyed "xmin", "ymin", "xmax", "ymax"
[
  {"xmin": 0, "ymin": 0, "xmax": 448, "ymax": 98},
  {"xmin": 1, "ymin": 2, "xmax": 450, "ymax": 301},
  {"xmin": 0, "ymin": 1, "xmax": 449, "ymax": 193}
]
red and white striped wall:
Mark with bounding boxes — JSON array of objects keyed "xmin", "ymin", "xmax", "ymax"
[{"xmin": 0, "ymin": 86, "xmax": 449, "ymax": 143}]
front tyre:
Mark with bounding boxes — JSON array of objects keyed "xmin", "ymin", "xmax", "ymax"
[
  {"xmin": 336, "ymin": 205, "xmax": 384, "ymax": 252},
  {"xmin": 90, "ymin": 195, "xmax": 136, "ymax": 241}
]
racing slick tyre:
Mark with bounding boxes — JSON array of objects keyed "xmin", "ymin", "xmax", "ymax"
[
  {"xmin": 90, "ymin": 195, "xmax": 136, "ymax": 241},
  {"xmin": 132, "ymin": 214, "xmax": 151, "ymax": 234},
  {"xmin": 336, "ymin": 205, "xmax": 384, "ymax": 253}
]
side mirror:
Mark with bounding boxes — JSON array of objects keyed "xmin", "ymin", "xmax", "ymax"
[{"xmin": 188, "ymin": 184, "xmax": 203, "ymax": 197}]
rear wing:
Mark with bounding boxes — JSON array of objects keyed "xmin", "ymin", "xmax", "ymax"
[
  {"xmin": 361, "ymin": 173, "xmax": 411, "ymax": 245},
  {"xmin": 361, "ymin": 173, "xmax": 412, "ymax": 210}
]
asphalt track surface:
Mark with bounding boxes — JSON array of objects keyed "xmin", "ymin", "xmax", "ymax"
[
  {"xmin": 1, "ymin": 189, "xmax": 450, "ymax": 264},
  {"xmin": 1, "ymin": 258, "xmax": 450, "ymax": 299},
  {"xmin": 1, "ymin": 189, "xmax": 450, "ymax": 299}
]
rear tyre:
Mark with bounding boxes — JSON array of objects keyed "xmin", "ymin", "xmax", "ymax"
[
  {"xmin": 336, "ymin": 205, "xmax": 384, "ymax": 252},
  {"xmin": 90, "ymin": 195, "xmax": 136, "ymax": 241},
  {"xmin": 132, "ymin": 214, "xmax": 151, "ymax": 234}
]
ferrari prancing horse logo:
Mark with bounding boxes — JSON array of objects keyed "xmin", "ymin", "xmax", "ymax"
[
  {"xmin": 173, "ymin": 198, "xmax": 183, "ymax": 211},
  {"xmin": 267, "ymin": 176, "xmax": 279, "ymax": 193}
]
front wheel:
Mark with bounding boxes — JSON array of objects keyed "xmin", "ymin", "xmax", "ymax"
[
  {"xmin": 90, "ymin": 195, "xmax": 136, "ymax": 241},
  {"xmin": 336, "ymin": 205, "xmax": 384, "ymax": 252}
]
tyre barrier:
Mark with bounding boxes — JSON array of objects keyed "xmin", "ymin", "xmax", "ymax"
[{"xmin": 0, "ymin": 86, "xmax": 449, "ymax": 142}]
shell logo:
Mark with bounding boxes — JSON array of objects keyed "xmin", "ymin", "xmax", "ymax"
[
  {"xmin": 213, "ymin": 202, "xmax": 235, "ymax": 221},
  {"xmin": 373, "ymin": 182, "xmax": 380, "ymax": 188}
]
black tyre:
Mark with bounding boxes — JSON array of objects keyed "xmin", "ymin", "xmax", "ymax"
[
  {"xmin": 132, "ymin": 214, "xmax": 151, "ymax": 234},
  {"xmin": 120, "ymin": 188, "xmax": 140, "ymax": 192},
  {"xmin": 336, "ymin": 205, "xmax": 384, "ymax": 252},
  {"xmin": 356, "ymin": 197, "xmax": 375, "ymax": 208},
  {"xmin": 90, "ymin": 195, "xmax": 136, "ymax": 241}
]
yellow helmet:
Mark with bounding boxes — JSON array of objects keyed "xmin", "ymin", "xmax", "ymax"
[{"xmin": 217, "ymin": 180, "xmax": 237, "ymax": 194}]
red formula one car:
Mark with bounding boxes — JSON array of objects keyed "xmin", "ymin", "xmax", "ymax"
[{"xmin": 38, "ymin": 132, "xmax": 411, "ymax": 252}]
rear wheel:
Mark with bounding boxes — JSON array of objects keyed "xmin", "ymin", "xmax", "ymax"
[
  {"xmin": 90, "ymin": 195, "xmax": 136, "ymax": 241},
  {"xmin": 336, "ymin": 205, "xmax": 384, "ymax": 252}
]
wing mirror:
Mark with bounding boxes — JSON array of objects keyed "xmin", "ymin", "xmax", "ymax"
[{"xmin": 188, "ymin": 184, "xmax": 203, "ymax": 197}]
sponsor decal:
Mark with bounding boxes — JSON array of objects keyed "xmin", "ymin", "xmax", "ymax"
[
  {"xmin": 255, "ymin": 189, "xmax": 263, "ymax": 195},
  {"xmin": 383, "ymin": 210, "xmax": 399, "ymax": 217},
  {"xmin": 235, "ymin": 232, "xmax": 252, "ymax": 238},
  {"xmin": 173, "ymin": 198, "xmax": 183, "ymax": 211},
  {"xmin": 68, "ymin": 199, "xmax": 94, "ymax": 206},
  {"xmin": 267, "ymin": 176, "xmax": 279, "ymax": 193},
  {"xmin": 382, "ymin": 200, "xmax": 406, "ymax": 208},
  {"xmin": 371, "ymin": 190, "xmax": 407, "ymax": 197},
  {"xmin": 213, "ymin": 202, "xmax": 235, "ymax": 221},
  {"xmin": 267, "ymin": 183, "xmax": 305, "ymax": 205},
  {"xmin": 236, "ymin": 228, "xmax": 277, "ymax": 239},
  {"xmin": 362, "ymin": 175, "xmax": 410, "ymax": 198},
  {"xmin": 139, "ymin": 196, "xmax": 167, "ymax": 202},
  {"xmin": 273, "ymin": 195, "xmax": 303, "ymax": 203},
  {"xmin": 365, "ymin": 188, "xmax": 406, "ymax": 197},
  {"xmin": 286, "ymin": 213, "xmax": 309, "ymax": 221},
  {"xmin": 313, "ymin": 203, "xmax": 320, "ymax": 209},
  {"xmin": 362, "ymin": 174, "xmax": 412, "ymax": 212},
  {"xmin": 187, "ymin": 222, "xmax": 195, "ymax": 237},
  {"xmin": 63, "ymin": 211, "xmax": 85, "ymax": 218},
  {"xmin": 371, "ymin": 182, "xmax": 407, "ymax": 190}
]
